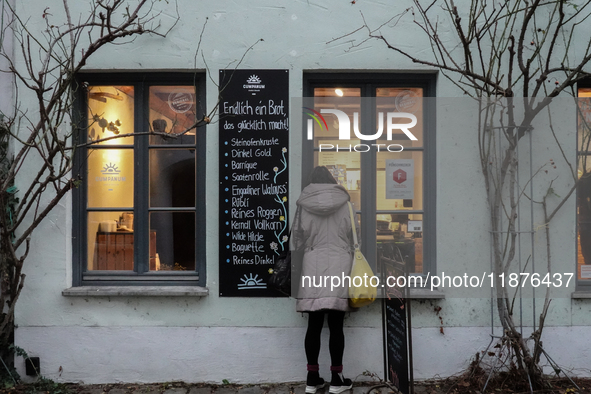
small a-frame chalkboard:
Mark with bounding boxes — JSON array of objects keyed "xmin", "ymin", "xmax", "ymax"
[{"xmin": 382, "ymin": 255, "xmax": 414, "ymax": 394}]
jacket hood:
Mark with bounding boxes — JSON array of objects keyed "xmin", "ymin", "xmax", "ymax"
[{"xmin": 296, "ymin": 183, "xmax": 350, "ymax": 216}]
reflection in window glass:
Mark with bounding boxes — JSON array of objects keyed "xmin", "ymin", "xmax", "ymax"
[{"xmin": 149, "ymin": 212, "xmax": 195, "ymax": 271}]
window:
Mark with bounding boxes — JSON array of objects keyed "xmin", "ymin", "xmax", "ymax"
[
  {"xmin": 578, "ymin": 86, "xmax": 591, "ymax": 286},
  {"xmin": 72, "ymin": 73, "xmax": 206, "ymax": 286},
  {"xmin": 302, "ymin": 73, "xmax": 436, "ymax": 282}
]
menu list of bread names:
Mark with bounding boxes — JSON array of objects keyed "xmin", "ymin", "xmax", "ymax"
[{"xmin": 218, "ymin": 69, "xmax": 289, "ymax": 297}]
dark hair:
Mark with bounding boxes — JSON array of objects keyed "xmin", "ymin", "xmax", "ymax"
[{"xmin": 307, "ymin": 166, "xmax": 338, "ymax": 185}]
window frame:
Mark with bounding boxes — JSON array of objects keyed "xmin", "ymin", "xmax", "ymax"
[
  {"xmin": 302, "ymin": 72, "xmax": 437, "ymax": 283},
  {"xmin": 72, "ymin": 72, "xmax": 206, "ymax": 287},
  {"xmin": 577, "ymin": 82, "xmax": 591, "ymax": 291}
]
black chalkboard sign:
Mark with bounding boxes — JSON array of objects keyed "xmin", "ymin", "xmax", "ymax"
[
  {"xmin": 383, "ymin": 260, "xmax": 413, "ymax": 394},
  {"xmin": 218, "ymin": 69, "xmax": 289, "ymax": 297}
]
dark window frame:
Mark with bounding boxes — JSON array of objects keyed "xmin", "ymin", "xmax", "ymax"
[
  {"xmin": 302, "ymin": 72, "xmax": 437, "ymax": 282},
  {"xmin": 577, "ymin": 81, "xmax": 591, "ymax": 290},
  {"xmin": 72, "ymin": 72, "xmax": 206, "ymax": 287}
]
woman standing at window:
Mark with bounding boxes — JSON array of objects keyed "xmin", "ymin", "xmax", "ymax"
[{"xmin": 292, "ymin": 166, "xmax": 355, "ymax": 394}]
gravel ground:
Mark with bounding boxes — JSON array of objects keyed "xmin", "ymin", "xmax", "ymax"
[{"xmin": 1, "ymin": 377, "xmax": 589, "ymax": 394}]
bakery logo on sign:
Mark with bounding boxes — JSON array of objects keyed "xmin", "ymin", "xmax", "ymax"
[
  {"xmin": 243, "ymin": 75, "xmax": 265, "ymax": 92},
  {"xmin": 96, "ymin": 162, "xmax": 126, "ymax": 182},
  {"xmin": 303, "ymin": 107, "xmax": 418, "ymax": 152},
  {"xmin": 237, "ymin": 273, "xmax": 267, "ymax": 290}
]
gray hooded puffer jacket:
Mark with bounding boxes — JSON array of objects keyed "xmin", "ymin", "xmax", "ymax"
[{"xmin": 292, "ymin": 183, "xmax": 355, "ymax": 312}]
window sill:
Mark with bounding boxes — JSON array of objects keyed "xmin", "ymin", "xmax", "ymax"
[
  {"xmin": 408, "ymin": 288, "xmax": 445, "ymax": 299},
  {"xmin": 571, "ymin": 291, "xmax": 591, "ymax": 299},
  {"xmin": 62, "ymin": 286, "xmax": 209, "ymax": 297}
]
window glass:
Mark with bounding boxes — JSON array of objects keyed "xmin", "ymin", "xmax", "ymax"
[
  {"xmin": 377, "ymin": 214, "xmax": 423, "ymax": 274},
  {"xmin": 87, "ymin": 149, "xmax": 134, "ymax": 208},
  {"xmin": 312, "ymin": 87, "xmax": 363, "ymax": 207},
  {"xmin": 376, "ymin": 87, "xmax": 424, "ymax": 147},
  {"xmin": 149, "ymin": 86, "xmax": 196, "ymax": 145},
  {"xmin": 149, "ymin": 149, "xmax": 195, "ymax": 207},
  {"xmin": 377, "ymin": 151, "xmax": 423, "ymax": 211},
  {"xmin": 309, "ymin": 80, "xmax": 431, "ymax": 279},
  {"xmin": 578, "ymin": 94, "xmax": 591, "ymax": 154},
  {"xmin": 87, "ymin": 86, "xmax": 134, "ymax": 145},
  {"xmin": 87, "ymin": 211, "xmax": 134, "ymax": 271},
  {"xmin": 149, "ymin": 212, "xmax": 195, "ymax": 271},
  {"xmin": 313, "ymin": 151, "xmax": 361, "ymax": 208},
  {"xmin": 311, "ymin": 87, "xmax": 361, "ymax": 146}
]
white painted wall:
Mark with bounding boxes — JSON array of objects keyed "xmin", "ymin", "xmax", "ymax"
[
  {"xmin": 14, "ymin": 325, "xmax": 591, "ymax": 383},
  {"xmin": 9, "ymin": 0, "xmax": 591, "ymax": 384},
  {"xmin": 0, "ymin": 0, "xmax": 14, "ymax": 117}
]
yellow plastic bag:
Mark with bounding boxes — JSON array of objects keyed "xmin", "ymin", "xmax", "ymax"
[
  {"xmin": 348, "ymin": 248, "xmax": 377, "ymax": 308},
  {"xmin": 347, "ymin": 202, "xmax": 377, "ymax": 308}
]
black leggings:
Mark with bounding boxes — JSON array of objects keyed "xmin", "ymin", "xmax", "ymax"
[{"xmin": 305, "ymin": 310, "xmax": 346, "ymax": 367}]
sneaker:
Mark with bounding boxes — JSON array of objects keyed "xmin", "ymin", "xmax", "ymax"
[
  {"xmin": 329, "ymin": 374, "xmax": 352, "ymax": 394},
  {"xmin": 305, "ymin": 377, "xmax": 326, "ymax": 394}
]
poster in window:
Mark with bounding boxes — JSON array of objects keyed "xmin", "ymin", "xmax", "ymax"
[{"xmin": 386, "ymin": 159, "xmax": 414, "ymax": 200}]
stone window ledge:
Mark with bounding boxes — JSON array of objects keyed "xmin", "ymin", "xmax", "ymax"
[
  {"xmin": 62, "ymin": 286, "xmax": 209, "ymax": 297},
  {"xmin": 571, "ymin": 291, "xmax": 591, "ymax": 299},
  {"xmin": 62, "ymin": 286, "xmax": 439, "ymax": 299},
  {"xmin": 408, "ymin": 288, "xmax": 445, "ymax": 299}
]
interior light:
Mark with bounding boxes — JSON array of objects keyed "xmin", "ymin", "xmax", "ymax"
[{"xmin": 335, "ymin": 89, "xmax": 344, "ymax": 97}]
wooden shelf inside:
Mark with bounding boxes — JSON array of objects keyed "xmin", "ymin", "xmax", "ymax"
[{"xmin": 92, "ymin": 230, "xmax": 156, "ymax": 271}]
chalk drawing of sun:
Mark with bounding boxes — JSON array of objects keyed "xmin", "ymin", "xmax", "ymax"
[{"xmin": 237, "ymin": 273, "xmax": 267, "ymax": 290}]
